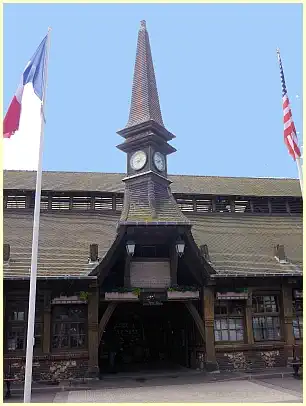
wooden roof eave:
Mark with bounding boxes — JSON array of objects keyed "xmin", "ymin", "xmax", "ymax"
[
  {"xmin": 3, "ymin": 275, "xmax": 98, "ymax": 281},
  {"xmin": 211, "ymin": 271, "xmax": 303, "ymax": 278},
  {"xmin": 89, "ymin": 226, "xmax": 126, "ymax": 284},
  {"xmin": 184, "ymin": 230, "xmax": 216, "ymax": 285}
]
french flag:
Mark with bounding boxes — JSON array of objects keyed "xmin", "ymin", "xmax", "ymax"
[{"xmin": 3, "ymin": 35, "xmax": 47, "ymax": 169}]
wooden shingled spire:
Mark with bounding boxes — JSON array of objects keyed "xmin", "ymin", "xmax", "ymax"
[
  {"xmin": 115, "ymin": 21, "xmax": 190, "ymax": 226},
  {"xmin": 125, "ymin": 20, "xmax": 164, "ymax": 129}
]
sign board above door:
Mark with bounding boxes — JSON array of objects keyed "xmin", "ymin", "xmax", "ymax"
[{"xmin": 130, "ymin": 260, "xmax": 171, "ymax": 288}]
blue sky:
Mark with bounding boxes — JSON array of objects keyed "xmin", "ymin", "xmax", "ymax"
[{"xmin": 4, "ymin": 3, "xmax": 302, "ymax": 178}]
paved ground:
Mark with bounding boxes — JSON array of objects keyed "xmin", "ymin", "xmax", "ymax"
[
  {"xmin": 254, "ymin": 377, "xmax": 303, "ymax": 394},
  {"xmin": 5, "ymin": 392, "xmax": 58, "ymax": 403},
  {"xmin": 5, "ymin": 376, "xmax": 302, "ymax": 403},
  {"xmin": 53, "ymin": 377, "xmax": 303, "ymax": 403}
]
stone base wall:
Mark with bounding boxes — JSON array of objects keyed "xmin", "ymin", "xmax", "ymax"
[
  {"xmin": 215, "ymin": 345, "xmax": 291, "ymax": 371},
  {"xmin": 4, "ymin": 352, "xmax": 89, "ymax": 383}
]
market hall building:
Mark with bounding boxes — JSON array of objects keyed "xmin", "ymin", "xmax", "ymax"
[{"xmin": 3, "ymin": 21, "xmax": 303, "ymax": 381}]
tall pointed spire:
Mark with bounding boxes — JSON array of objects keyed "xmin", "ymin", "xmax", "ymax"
[
  {"xmin": 125, "ymin": 20, "xmax": 164, "ymax": 129},
  {"xmin": 116, "ymin": 21, "xmax": 189, "ymax": 226}
]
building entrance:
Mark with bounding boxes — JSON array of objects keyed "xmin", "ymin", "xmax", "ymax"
[{"xmin": 99, "ymin": 301, "xmax": 193, "ymax": 374}]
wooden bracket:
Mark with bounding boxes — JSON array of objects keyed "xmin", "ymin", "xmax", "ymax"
[
  {"xmin": 184, "ymin": 302, "xmax": 205, "ymax": 343},
  {"xmin": 98, "ymin": 302, "xmax": 117, "ymax": 343}
]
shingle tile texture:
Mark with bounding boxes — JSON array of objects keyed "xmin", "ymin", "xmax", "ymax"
[
  {"xmin": 125, "ymin": 20, "xmax": 164, "ymax": 129},
  {"xmin": 4, "ymin": 171, "xmax": 302, "ymax": 197},
  {"xmin": 4, "ymin": 211, "xmax": 302, "ymax": 278}
]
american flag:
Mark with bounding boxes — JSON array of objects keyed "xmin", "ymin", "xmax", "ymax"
[{"xmin": 277, "ymin": 49, "xmax": 301, "ymax": 161}]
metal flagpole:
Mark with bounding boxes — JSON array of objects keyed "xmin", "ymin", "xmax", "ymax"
[
  {"xmin": 296, "ymin": 156, "xmax": 303, "ymax": 196},
  {"xmin": 276, "ymin": 48, "xmax": 303, "ymax": 198},
  {"xmin": 23, "ymin": 27, "xmax": 51, "ymax": 403}
]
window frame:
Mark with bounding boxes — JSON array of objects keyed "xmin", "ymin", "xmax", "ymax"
[
  {"xmin": 5, "ymin": 297, "xmax": 43, "ymax": 354},
  {"xmin": 214, "ymin": 300, "xmax": 246, "ymax": 343},
  {"xmin": 292, "ymin": 297, "xmax": 303, "ymax": 340},
  {"xmin": 252, "ymin": 295, "xmax": 281, "ymax": 342},
  {"xmin": 51, "ymin": 305, "xmax": 88, "ymax": 352}
]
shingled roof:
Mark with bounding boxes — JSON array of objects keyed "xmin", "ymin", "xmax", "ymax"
[
  {"xmin": 3, "ymin": 170, "xmax": 301, "ymax": 197},
  {"xmin": 191, "ymin": 214, "xmax": 302, "ymax": 277},
  {"xmin": 3, "ymin": 208, "xmax": 302, "ymax": 279},
  {"xmin": 119, "ymin": 174, "xmax": 191, "ymax": 225},
  {"xmin": 3, "ymin": 211, "xmax": 118, "ymax": 279}
]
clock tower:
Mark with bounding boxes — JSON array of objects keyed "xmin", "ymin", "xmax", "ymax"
[{"xmin": 117, "ymin": 20, "xmax": 190, "ymax": 225}]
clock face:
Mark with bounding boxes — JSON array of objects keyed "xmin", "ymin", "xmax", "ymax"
[
  {"xmin": 130, "ymin": 150, "xmax": 147, "ymax": 171},
  {"xmin": 153, "ymin": 152, "xmax": 165, "ymax": 172}
]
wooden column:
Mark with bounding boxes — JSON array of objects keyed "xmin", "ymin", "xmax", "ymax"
[
  {"xmin": 43, "ymin": 290, "xmax": 51, "ymax": 353},
  {"xmin": 250, "ymin": 199, "xmax": 254, "ymax": 213},
  {"xmin": 286, "ymin": 200, "xmax": 291, "ymax": 215},
  {"xmin": 281, "ymin": 284, "xmax": 294, "ymax": 361},
  {"xmin": 90, "ymin": 195, "xmax": 95, "ymax": 210},
  {"xmin": 170, "ymin": 245, "xmax": 178, "ymax": 286},
  {"xmin": 3, "ymin": 288, "xmax": 6, "ymax": 319},
  {"xmin": 26, "ymin": 193, "xmax": 32, "ymax": 209},
  {"xmin": 192, "ymin": 198, "xmax": 197, "ymax": 212},
  {"xmin": 112, "ymin": 195, "xmax": 116, "ymax": 211},
  {"xmin": 203, "ymin": 286, "xmax": 218, "ymax": 371},
  {"xmin": 268, "ymin": 199, "xmax": 272, "ymax": 214},
  {"xmin": 3, "ymin": 291, "xmax": 7, "ymax": 351},
  {"xmin": 124, "ymin": 256, "xmax": 131, "ymax": 287},
  {"xmin": 230, "ymin": 198, "xmax": 235, "ymax": 213},
  {"xmin": 87, "ymin": 283, "xmax": 99, "ymax": 378},
  {"xmin": 245, "ymin": 289, "xmax": 254, "ymax": 344}
]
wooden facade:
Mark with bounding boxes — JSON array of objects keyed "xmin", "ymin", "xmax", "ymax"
[
  {"xmin": 3, "ymin": 20, "xmax": 303, "ymax": 383},
  {"xmin": 3, "ymin": 270, "xmax": 303, "ymax": 380}
]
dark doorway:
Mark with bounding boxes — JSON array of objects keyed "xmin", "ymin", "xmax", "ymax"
[{"xmin": 99, "ymin": 301, "xmax": 191, "ymax": 374}]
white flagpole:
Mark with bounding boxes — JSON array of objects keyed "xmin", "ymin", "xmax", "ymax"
[{"xmin": 23, "ymin": 27, "xmax": 51, "ymax": 403}]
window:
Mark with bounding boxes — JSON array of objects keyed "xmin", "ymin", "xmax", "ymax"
[
  {"xmin": 293, "ymin": 298, "xmax": 303, "ymax": 340},
  {"xmin": 8, "ymin": 325, "xmax": 25, "ymax": 351},
  {"xmin": 7, "ymin": 304, "xmax": 26, "ymax": 351},
  {"xmin": 34, "ymin": 321, "xmax": 43, "ymax": 349},
  {"xmin": 176, "ymin": 198, "xmax": 194, "ymax": 212},
  {"xmin": 94, "ymin": 195, "xmax": 113, "ymax": 210},
  {"xmin": 40, "ymin": 195, "xmax": 49, "ymax": 210},
  {"xmin": 214, "ymin": 300, "xmax": 245, "ymax": 342},
  {"xmin": 116, "ymin": 196, "xmax": 124, "ymax": 211},
  {"xmin": 29, "ymin": 193, "xmax": 49, "ymax": 210},
  {"xmin": 215, "ymin": 197, "xmax": 231, "ymax": 213},
  {"xmin": 72, "ymin": 196, "xmax": 92, "ymax": 210},
  {"xmin": 252, "ymin": 198, "xmax": 269, "ymax": 214},
  {"xmin": 252, "ymin": 295, "xmax": 281, "ymax": 341},
  {"xmin": 270, "ymin": 198, "xmax": 287, "ymax": 214},
  {"xmin": 52, "ymin": 305, "xmax": 87, "ymax": 350},
  {"xmin": 6, "ymin": 195, "xmax": 27, "ymax": 209},
  {"xmin": 287, "ymin": 198, "xmax": 303, "ymax": 214},
  {"xmin": 233, "ymin": 198, "xmax": 252, "ymax": 213},
  {"xmin": 51, "ymin": 195, "xmax": 71, "ymax": 210},
  {"xmin": 195, "ymin": 199, "xmax": 213, "ymax": 213},
  {"xmin": 6, "ymin": 298, "xmax": 43, "ymax": 352}
]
